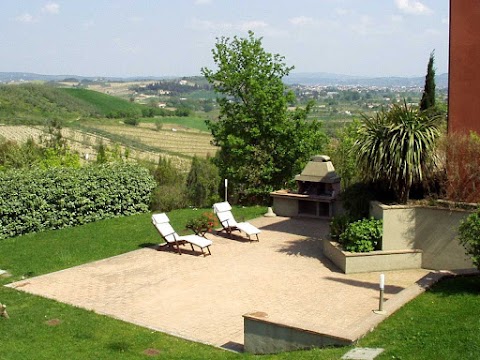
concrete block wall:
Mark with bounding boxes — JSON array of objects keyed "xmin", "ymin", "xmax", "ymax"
[{"xmin": 370, "ymin": 201, "xmax": 475, "ymax": 270}]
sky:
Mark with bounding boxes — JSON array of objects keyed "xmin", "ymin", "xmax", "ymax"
[{"xmin": 1, "ymin": 0, "xmax": 449, "ymax": 78}]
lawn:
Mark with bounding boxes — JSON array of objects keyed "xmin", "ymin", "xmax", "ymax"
[{"xmin": 1, "ymin": 207, "xmax": 479, "ymax": 359}]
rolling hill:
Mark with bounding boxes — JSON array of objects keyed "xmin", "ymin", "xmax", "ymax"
[{"xmin": 0, "ymin": 83, "xmax": 148, "ymax": 123}]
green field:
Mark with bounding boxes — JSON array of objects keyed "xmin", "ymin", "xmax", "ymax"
[
  {"xmin": 143, "ymin": 116, "xmax": 210, "ymax": 132},
  {"xmin": 60, "ymin": 88, "xmax": 145, "ymax": 117}
]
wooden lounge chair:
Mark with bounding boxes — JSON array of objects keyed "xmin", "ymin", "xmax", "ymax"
[
  {"xmin": 152, "ymin": 213, "xmax": 212, "ymax": 256},
  {"xmin": 212, "ymin": 202, "xmax": 261, "ymax": 241}
]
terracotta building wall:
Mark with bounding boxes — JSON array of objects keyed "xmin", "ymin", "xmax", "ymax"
[{"xmin": 449, "ymin": 0, "xmax": 480, "ymax": 134}]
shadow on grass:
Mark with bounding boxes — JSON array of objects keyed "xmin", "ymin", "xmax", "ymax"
[
  {"xmin": 428, "ymin": 273, "xmax": 480, "ymax": 296},
  {"xmin": 138, "ymin": 242, "xmax": 157, "ymax": 249}
]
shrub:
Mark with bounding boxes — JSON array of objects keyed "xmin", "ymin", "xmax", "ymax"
[
  {"xmin": 186, "ymin": 156, "xmax": 221, "ymax": 207},
  {"xmin": 441, "ymin": 132, "xmax": 480, "ymax": 203},
  {"xmin": 152, "ymin": 156, "xmax": 184, "ymax": 186},
  {"xmin": 329, "ymin": 214, "xmax": 353, "ymax": 243},
  {"xmin": 95, "ymin": 142, "xmax": 127, "ymax": 164},
  {"xmin": 154, "ymin": 120, "xmax": 163, "ymax": 131},
  {"xmin": 339, "ymin": 218, "xmax": 383, "ymax": 253},
  {"xmin": 340, "ymin": 182, "xmax": 375, "ymax": 219},
  {"xmin": 150, "ymin": 184, "xmax": 187, "ymax": 212},
  {"xmin": 0, "ymin": 163, "xmax": 156, "ymax": 239},
  {"xmin": 124, "ymin": 118, "xmax": 140, "ymax": 126},
  {"xmin": 458, "ymin": 211, "xmax": 480, "ymax": 270},
  {"xmin": 353, "ymin": 102, "xmax": 441, "ymax": 203}
]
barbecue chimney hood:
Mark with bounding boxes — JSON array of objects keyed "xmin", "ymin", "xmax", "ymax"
[{"xmin": 294, "ymin": 155, "xmax": 340, "ymax": 183}]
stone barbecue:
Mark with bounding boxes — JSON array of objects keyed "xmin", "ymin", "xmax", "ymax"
[{"xmin": 271, "ymin": 155, "xmax": 341, "ymax": 218}]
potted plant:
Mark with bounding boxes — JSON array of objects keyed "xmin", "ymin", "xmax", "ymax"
[{"xmin": 186, "ymin": 212, "xmax": 218, "ymax": 237}]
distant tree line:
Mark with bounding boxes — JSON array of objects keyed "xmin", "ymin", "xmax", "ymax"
[{"xmin": 131, "ymin": 80, "xmax": 212, "ymax": 95}]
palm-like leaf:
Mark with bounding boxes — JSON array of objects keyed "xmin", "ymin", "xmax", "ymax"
[{"xmin": 353, "ymin": 102, "xmax": 441, "ymax": 203}]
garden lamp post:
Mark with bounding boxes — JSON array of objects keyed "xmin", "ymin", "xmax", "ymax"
[{"xmin": 374, "ymin": 273, "xmax": 386, "ymax": 315}]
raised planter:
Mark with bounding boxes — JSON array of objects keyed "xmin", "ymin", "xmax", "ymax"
[
  {"xmin": 370, "ymin": 201, "xmax": 475, "ymax": 270},
  {"xmin": 323, "ymin": 240, "xmax": 423, "ymax": 274}
]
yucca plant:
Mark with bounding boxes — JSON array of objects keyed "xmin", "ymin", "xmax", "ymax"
[{"xmin": 354, "ymin": 102, "xmax": 441, "ymax": 204}]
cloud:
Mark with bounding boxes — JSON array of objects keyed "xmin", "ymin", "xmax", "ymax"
[
  {"xmin": 194, "ymin": 0, "xmax": 212, "ymax": 5},
  {"xmin": 239, "ymin": 20, "xmax": 268, "ymax": 31},
  {"xmin": 190, "ymin": 18, "xmax": 268, "ymax": 32},
  {"xmin": 289, "ymin": 16, "xmax": 314, "ymax": 26},
  {"xmin": 42, "ymin": 2, "xmax": 60, "ymax": 14},
  {"xmin": 395, "ymin": 0, "xmax": 432, "ymax": 15},
  {"xmin": 15, "ymin": 13, "xmax": 36, "ymax": 23}
]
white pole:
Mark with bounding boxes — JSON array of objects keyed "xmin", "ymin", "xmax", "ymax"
[
  {"xmin": 374, "ymin": 273, "xmax": 386, "ymax": 315},
  {"xmin": 224, "ymin": 179, "xmax": 228, "ymax": 202}
]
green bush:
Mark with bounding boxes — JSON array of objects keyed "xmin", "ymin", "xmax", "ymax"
[
  {"xmin": 151, "ymin": 156, "xmax": 184, "ymax": 186},
  {"xmin": 340, "ymin": 218, "xmax": 383, "ymax": 253},
  {"xmin": 458, "ymin": 211, "xmax": 480, "ymax": 270},
  {"xmin": 340, "ymin": 182, "xmax": 375, "ymax": 220},
  {"xmin": 124, "ymin": 118, "xmax": 140, "ymax": 126},
  {"xmin": 0, "ymin": 163, "xmax": 156, "ymax": 239},
  {"xmin": 150, "ymin": 185, "xmax": 187, "ymax": 212},
  {"xmin": 186, "ymin": 156, "xmax": 221, "ymax": 207},
  {"xmin": 329, "ymin": 214, "xmax": 353, "ymax": 243}
]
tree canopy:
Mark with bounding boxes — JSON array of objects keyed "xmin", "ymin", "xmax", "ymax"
[{"xmin": 201, "ymin": 31, "xmax": 326, "ymax": 202}]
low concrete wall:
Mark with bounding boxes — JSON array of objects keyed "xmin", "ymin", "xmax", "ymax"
[
  {"xmin": 243, "ymin": 313, "xmax": 352, "ymax": 354},
  {"xmin": 370, "ymin": 201, "xmax": 475, "ymax": 270},
  {"xmin": 323, "ymin": 240, "xmax": 422, "ymax": 274},
  {"xmin": 272, "ymin": 196, "xmax": 298, "ymax": 217},
  {"xmin": 370, "ymin": 202, "xmax": 415, "ymax": 250}
]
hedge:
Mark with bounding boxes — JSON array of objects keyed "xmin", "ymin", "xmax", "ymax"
[{"xmin": 0, "ymin": 163, "xmax": 156, "ymax": 239}]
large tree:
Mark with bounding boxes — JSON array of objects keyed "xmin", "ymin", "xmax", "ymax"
[
  {"xmin": 420, "ymin": 51, "xmax": 436, "ymax": 111},
  {"xmin": 201, "ymin": 31, "xmax": 326, "ymax": 202}
]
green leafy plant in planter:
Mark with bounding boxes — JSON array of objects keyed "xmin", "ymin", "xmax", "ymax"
[
  {"xmin": 458, "ymin": 211, "xmax": 480, "ymax": 270},
  {"xmin": 340, "ymin": 218, "xmax": 383, "ymax": 252}
]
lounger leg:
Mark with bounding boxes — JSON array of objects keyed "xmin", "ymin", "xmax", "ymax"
[
  {"xmin": 190, "ymin": 244, "xmax": 195, "ymax": 252},
  {"xmin": 174, "ymin": 242, "xmax": 182, "ymax": 255}
]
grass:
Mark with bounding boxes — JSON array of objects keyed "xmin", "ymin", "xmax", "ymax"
[
  {"xmin": 358, "ymin": 275, "xmax": 480, "ymax": 360},
  {"xmin": 60, "ymin": 88, "xmax": 145, "ymax": 116},
  {"xmin": 1, "ymin": 207, "xmax": 479, "ymax": 359},
  {"xmin": 145, "ymin": 116, "xmax": 210, "ymax": 132}
]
